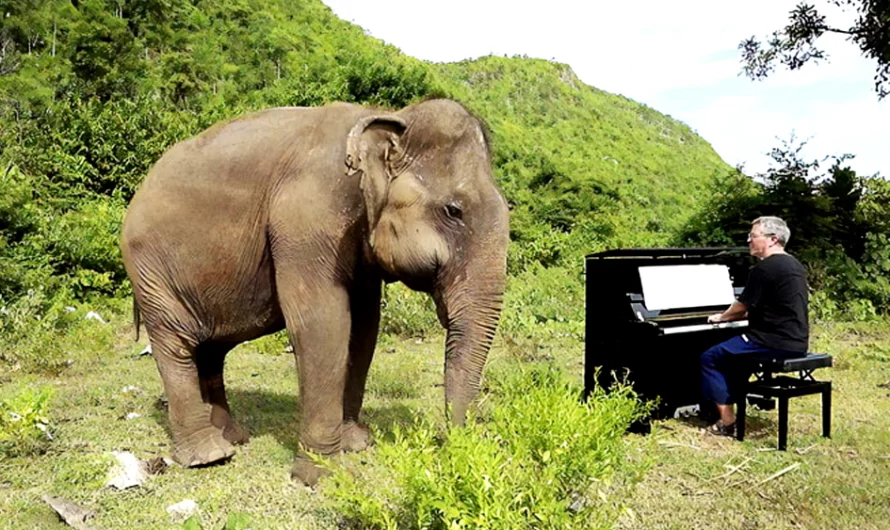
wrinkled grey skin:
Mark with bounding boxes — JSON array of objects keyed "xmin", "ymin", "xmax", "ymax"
[{"xmin": 120, "ymin": 99, "xmax": 510, "ymax": 485}]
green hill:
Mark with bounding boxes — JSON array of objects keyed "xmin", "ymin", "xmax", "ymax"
[
  {"xmin": 0, "ymin": 0, "xmax": 731, "ymax": 321},
  {"xmin": 432, "ymin": 57, "xmax": 730, "ymax": 271}
]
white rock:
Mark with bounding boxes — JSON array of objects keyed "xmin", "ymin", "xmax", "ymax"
[
  {"xmin": 166, "ymin": 499, "xmax": 198, "ymax": 522},
  {"xmin": 121, "ymin": 385, "xmax": 140, "ymax": 394},
  {"xmin": 84, "ymin": 311, "xmax": 106, "ymax": 324},
  {"xmin": 139, "ymin": 344, "xmax": 152, "ymax": 356},
  {"xmin": 106, "ymin": 451, "xmax": 148, "ymax": 490},
  {"xmin": 125, "ymin": 412, "xmax": 141, "ymax": 420}
]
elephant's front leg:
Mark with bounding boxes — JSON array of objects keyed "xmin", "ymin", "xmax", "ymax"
[
  {"xmin": 280, "ymin": 279, "xmax": 352, "ymax": 486},
  {"xmin": 342, "ymin": 276, "xmax": 382, "ymax": 452}
]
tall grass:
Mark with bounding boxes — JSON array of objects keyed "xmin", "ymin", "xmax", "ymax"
[{"xmin": 324, "ymin": 366, "xmax": 651, "ymax": 530}]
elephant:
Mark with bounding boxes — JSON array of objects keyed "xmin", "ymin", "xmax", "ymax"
[{"xmin": 119, "ymin": 98, "xmax": 510, "ymax": 485}]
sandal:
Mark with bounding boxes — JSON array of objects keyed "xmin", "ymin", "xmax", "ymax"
[{"xmin": 706, "ymin": 420, "xmax": 736, "ymax": 437}]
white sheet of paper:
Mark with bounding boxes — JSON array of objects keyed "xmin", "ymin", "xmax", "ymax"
[{"xmin": 638, "ymin": 264, "xmax": 736, "ymax": 311}]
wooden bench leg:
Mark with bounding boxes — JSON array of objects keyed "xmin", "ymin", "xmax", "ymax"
[
  {"xmin": 778, "ymin": 396, "xmax": 789, "ymax": 451},
  {"xmin": 822, "ymin": 382, "xmax": 832, "ymax": 438}
]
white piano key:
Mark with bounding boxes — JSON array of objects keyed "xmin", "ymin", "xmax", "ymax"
[{"xmin": 660, "ymin": 320, "xmax": 749, "ymax": 335}]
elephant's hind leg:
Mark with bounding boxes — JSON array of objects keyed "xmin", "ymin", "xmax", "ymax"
[
  {"xmin": 150, "ymin": 331, "xmax": 235, "ymax": 467},
  {"xmin": 196, "ymin": 342, "xmax": 249, "ymax": 445}
]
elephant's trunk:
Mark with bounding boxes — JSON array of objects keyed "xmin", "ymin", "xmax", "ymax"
[{"xmin": 437, "ymin": 248, "xmax": 507, "ymax": 425}]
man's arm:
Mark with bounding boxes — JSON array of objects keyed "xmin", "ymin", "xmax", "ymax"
[{"xmin": 708, "ymin": 300, "xmax": 748, "ymax": 323}]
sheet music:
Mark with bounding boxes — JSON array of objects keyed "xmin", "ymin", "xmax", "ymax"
[{"xmin": 638, "ymin": 264, "xmax": 736, "ymax": 311}]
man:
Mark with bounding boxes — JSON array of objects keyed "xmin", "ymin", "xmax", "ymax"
[{"xmin": 701, "ymin": 216, "xmax": 809, "ymax": 436}]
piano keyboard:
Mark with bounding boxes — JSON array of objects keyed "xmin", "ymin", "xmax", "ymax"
[{"xmin": 660, "ymin": 320, "xmax": 749, "ymax": 335}]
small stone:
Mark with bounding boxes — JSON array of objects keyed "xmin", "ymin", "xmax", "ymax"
[
  {"xmin": 106, "ymin": 451, "xmax": 148, "ymax": 490},
  {"xmin": 166, "ymin": 499, "xmax": 198, "ymax": 522}
]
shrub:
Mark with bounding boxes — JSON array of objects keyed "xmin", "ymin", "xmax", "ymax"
[
  {"xmin": 0, "ymin": 386, "xmax": 54, "ymax": 459},
  {"xmin": 0, "ymin": 288, "xmax": 75, "ymax": 374},
  {"xmin": 379, "ymin": 283, "xmax": 440, "ymax": 338},
  {"xmin": 249, "ymin": 330, "xmax": 290, "ymax": 356},
  {"xmin": 499, "ymin": 264, "xmax": 585, "ymax": 354},
  {"xmin": 324, "ymin": 366, "xmax": 650, "ymax": 530},
  {"xmin": 45, "ymin": 198, "xmax": 127, "ymax": 298},
  {"xmin": 0, "ymin": 287, "xmax": 118, "ymax": 375}
]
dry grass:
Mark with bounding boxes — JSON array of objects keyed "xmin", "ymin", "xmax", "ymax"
[{"xmin": 616, "ymin": 320, "xmax": 890, "ymax": 530}]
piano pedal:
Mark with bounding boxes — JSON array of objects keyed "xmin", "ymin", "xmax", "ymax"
[
  {"xmin": 673, "ymin": 404, "xmax": 700, "ymax": 419},
  {"xmin": 747, "ymin": 395, "xmax": 776, "ymax": 411}
]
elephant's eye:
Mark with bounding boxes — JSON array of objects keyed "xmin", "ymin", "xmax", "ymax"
[{"xmin": 444, "ymin": 202, "xmax": 463, "ymax": 220}]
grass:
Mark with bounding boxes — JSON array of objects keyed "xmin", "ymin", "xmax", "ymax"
[
  {"xmin": 617, "ymin": 321, "xmax": 890, "ymax": 530},
  {"xmin": 2, "ymin": 308, "xmax": 890, "ymax": 529}
]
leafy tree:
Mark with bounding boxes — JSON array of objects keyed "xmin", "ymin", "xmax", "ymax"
[
  {"xmin": 67, "ymin": 0, "xmax": 145, "ymax": 100},
  {"xmin": 679, "ymin": 135, "xmax": 890, "ymax": 313},
  {"xmin": 740, "ymin": 1, "xmax": 890, "ymax": 98}
]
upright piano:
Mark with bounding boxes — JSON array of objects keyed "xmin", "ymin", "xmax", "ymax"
[{"xmin": 583, "ymin": 247, "xmax": 754, "ymax": 424}]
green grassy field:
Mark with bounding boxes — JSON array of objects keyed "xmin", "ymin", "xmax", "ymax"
[{"xmin": 2, "ymin": 310, "xmax": 889, "ymax": 529}]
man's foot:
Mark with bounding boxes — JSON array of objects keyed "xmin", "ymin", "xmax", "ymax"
[{"xmin": 706, "ymin": 419, "xmax": 736, "ymax": 437}]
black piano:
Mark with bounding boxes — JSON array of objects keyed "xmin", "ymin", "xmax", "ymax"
[{"xmin": 584, "ymin": 247, "xmax": 754, "ymax": 425}]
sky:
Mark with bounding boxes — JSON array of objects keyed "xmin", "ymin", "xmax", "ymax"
[{"xmin": 322, "ymin": 0, "xmax": 888, "ymax": 178}]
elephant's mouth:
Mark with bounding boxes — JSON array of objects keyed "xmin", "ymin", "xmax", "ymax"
[
  {"xmin": 377, "ymin": 265, "xmax": 435, "ymax": 292},
  {"xmin": 397, "ymin": 273, "xmax": 435, "ymax": 293}
]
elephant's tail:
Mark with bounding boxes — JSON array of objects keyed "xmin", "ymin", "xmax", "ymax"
[{"xmin": 133, "ymin": 298, "xmax": 141, "ymax": 342}]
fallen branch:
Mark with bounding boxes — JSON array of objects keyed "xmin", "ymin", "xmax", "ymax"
[
  {"xmin": 709, "ymin": 457, "xmax": 753, "ymax": 483},
  {"xmin": 657, "ymin": 441, "xmax": 701, "ymax": 451},
  {"xmin": 751, "ymin": 462, "xmax": 801, "ymax": 488},
  {"xmin": 793, "ymin": 444, "xmax": 816, "ymax": 455}
]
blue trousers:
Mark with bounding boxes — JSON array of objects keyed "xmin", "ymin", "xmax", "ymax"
[{"xmin": 700, "ymin": 335, "xmax": 801, "ymax": 405}]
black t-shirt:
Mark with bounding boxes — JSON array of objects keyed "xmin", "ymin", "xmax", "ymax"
[{"xmin": 739, "ymin": 253, "xmax": 809, "ymax": 352}]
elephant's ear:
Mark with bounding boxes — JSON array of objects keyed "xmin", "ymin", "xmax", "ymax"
[{"xmin": 345, "ymin": 114, "xmax": 408, "ymax": 232}]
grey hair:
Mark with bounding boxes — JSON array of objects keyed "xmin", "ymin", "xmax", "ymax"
[{"xmin": 752, "ymin": 216, "xmax": 790, "ymax": 246}]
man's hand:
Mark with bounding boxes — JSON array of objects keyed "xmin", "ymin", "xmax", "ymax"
[{"xmin": 708, "ymin": 301, "xmax": 748, "ymax": 324}]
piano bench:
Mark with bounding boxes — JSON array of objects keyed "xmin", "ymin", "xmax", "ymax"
[{"xmin": 736, "ymin": 353, "xmax": 833, "ymax": 451}]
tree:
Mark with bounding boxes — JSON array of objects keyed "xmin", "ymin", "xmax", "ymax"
[{"xmin": 739, "ymin": 1, "xmax": 890, "ymax": 99}]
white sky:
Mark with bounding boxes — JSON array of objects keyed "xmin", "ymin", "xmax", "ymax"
[{"xmin": 322, "ymin": 0, "xmax": 888, "ymax": 178}]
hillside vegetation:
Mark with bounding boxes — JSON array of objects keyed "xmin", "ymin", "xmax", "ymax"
[
  {"xmin": 3, "ymin": 1, "xmax": 890, "ymax": 528},
  {"xmin": 435, "ymin": 57, "xmax": 729, "ymax": 265},
  {"xmin": 0, "ymin": 0, "xmax": 729, "ymax": 307}
]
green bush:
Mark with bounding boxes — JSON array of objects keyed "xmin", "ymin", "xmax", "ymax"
[
  {"xmin": 0, "ymin": 288, "xmax": 75, "ymax": 374},
  {"xmin": 249, "ymin": 330, "xmax": 290, "ymax": 356},
  {"xmin": 45, "ymin": 198, "xmax": 127, "ymax": 297},
  {"xmin": 0, "ymin": 386, "xmax": 54, "ymax": 459},
  {"xmin": 379, "ymin": 283, "xmax": 440, "ymax": 338},
  {"xmin": 499, "ymin": 264, "xmax": 585, "ymax": 356},
  {"xmin": 324, "ymin": 366, "xmax": 650, "ymax": 530},
  {"xmin": 0, "ymin": 287, "xmax": 118, "ymax": 375}
]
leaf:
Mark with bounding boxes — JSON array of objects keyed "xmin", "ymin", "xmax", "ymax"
[
  {"xmin": 181, "ymin": 515, "xmax": 203, "ymax": 530},
  {"xmin": 224, "ymin": 512, "xmax": 252, "ymax": 530}
]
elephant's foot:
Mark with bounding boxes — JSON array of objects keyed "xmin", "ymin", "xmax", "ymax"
[
  {"xmin": 290, "ymin": 454, "xmax": 331, "ymax": 487},
  {"xmin": 222, "ymin": 419, "xmax": 249, "ymax": 445},
  {"xmin": 173, "ymin": 426, "xmax": 235, "ymax": 467},
  {"xmin": 341, "ymin": 421, "xmax": 372, "ymax": 452}
]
